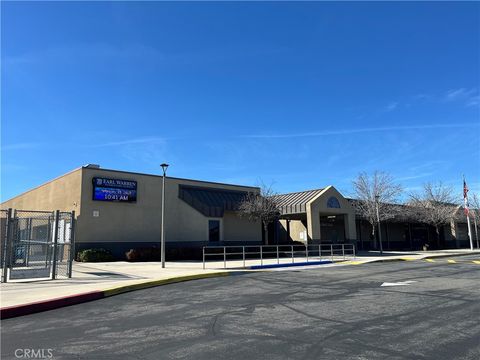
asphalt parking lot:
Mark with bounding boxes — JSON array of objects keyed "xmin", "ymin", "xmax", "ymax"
[{"xmin": 2, "ymin": 255, "xmax": 480, "ymax": 360}]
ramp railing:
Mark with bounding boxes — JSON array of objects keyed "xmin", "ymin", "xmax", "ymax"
[{"xmin": 203, "ymin": 243, "xmax": 355, "ymax": 269}]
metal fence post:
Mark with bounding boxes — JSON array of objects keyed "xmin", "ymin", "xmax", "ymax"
[
  {"xmin": 277, "ymin": 246, "xmax": 279, "ymax": 264},
  {"xmin": 306, "ymin": 245, "xmax": 309, "ymax": 262},
  {"xmin": 68, "ymin": 211, "xmax": 76, "ymax": 278},
  {"xmin": 223, "ymin": 246, "xmax": 226, "ymax": 269},
  {"xmin": 243, "ymin": 246, "xmax": 245, "ymax": 268},
  {"xmin": 330, "ymin": 244, "xmax": 333, "ymax": 262},
  {"xmin": 318, "ymin": 245, "xmax": 321, "ymax": 260},
  {"xmin": 2, "ymin": 209, "xmax": 13, "ymax": 283},
  {"xmin": 342, "ymin": 244, "xmax": 345, "ymax": 260},
  {"xmin": 353, "ymin": 244, "xmax": 356, "ymax": 259},
  {"xmin": 25, "ymin": 218, "xmax": 31, "ymax": 267},
  {"xmin": 203, "ymin": 247, "xmax": 205, "ymax": 269},
  {"xmin": 0, "ymin": 211, "xmax": 5, "ymax": 283},
  {"xmin": 260, "ymin": 246, "xmax": 263, "ymax": 265},
  {"xmin": 291, "ymin": 245, "xmax": 294, "ymax": 263},
  {"xmin": 45, "ymin": 217, "xmax": 49, "ymax": 268},
  {"xmin": 51, "ymin": 210, "xmax": 60, "ymax": 280}
]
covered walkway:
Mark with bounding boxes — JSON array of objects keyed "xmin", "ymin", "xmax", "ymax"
[{"xmin": 275, "ymin": 186, "xmax": 357, "ymax": 244}]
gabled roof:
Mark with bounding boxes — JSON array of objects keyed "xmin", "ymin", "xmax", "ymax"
[
  {"xmin": 178, "ymin": 185, "xmax": 248, "ymax": 217},
  {"xmin": 273, "ymin": 189, "xmax": 324, "ymax": 215}
]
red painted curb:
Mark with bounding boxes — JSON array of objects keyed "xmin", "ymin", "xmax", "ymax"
[{"xmin": 0, "ymin": 291, "xmax": 105, "ymax": 320}]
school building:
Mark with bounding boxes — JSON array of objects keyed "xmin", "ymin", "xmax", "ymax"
[{"xmin": 1, "ymin": 165, "xmax": 476, "ymax": 259}]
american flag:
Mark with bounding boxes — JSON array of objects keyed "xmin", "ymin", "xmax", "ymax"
[{"xmin": 463, "ymin": 177, "xmax": 469, "ymax": 216}]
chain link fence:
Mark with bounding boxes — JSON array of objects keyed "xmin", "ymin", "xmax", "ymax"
[
  {"xmin": 55, "ymin": 211, "xmax": 75, "ymax": 278},
  {"xmin": 0, "ymin": 209, "xmax": 8, "ymax": 281},
  {"xmin": 1, "ymin": 209, "xmax": 75, "ymax": 282}
]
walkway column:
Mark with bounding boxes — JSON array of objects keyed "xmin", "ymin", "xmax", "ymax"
[
  {"xmin": 286, "ymin": 219, "xmax": 291, "ymax": 242},
  {"xmin": 306, "ymin": 204, "xmax": 321, "ymax": 242},
  {"xmin": 345, "ymin": 213, "xmax": 357, "ymax": 242}
]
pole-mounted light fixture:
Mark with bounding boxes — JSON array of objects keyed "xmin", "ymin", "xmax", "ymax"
[
  {"xmin": 161, "ymin": 163, "xmax": 169, "ymax": 176},
  {"xmin": 160, "ymin": 163, "xmax": 169, "ymax": 268},
  {"xmin": 375, "ymin": 195, "xmax": 383, "ymax": 255}
]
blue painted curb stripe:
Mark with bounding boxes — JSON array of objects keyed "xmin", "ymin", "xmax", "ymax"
[{"xmin": 249, "ymin": 260, "xmax": 333, "ymax": 270}]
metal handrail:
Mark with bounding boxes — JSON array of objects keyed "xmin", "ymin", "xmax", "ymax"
[{"xmin": 203, "ymin": 243, "xmax": 356, "ymax": 269}]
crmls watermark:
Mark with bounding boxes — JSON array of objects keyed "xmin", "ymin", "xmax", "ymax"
[{"xmin": 14, "ymin": 349, "xmax": 54, "ymax": 359}]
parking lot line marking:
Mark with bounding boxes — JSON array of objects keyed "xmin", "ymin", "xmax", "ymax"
[
  {"xmin": 401, "ymin": 257, "xmax": 416, "ymax": 261},
  {"xmin": 425, "ymin": 259, "xmax": 435, "ymax": 262},
  {"xmin": 473, "ymin": 260, "xmax": 480, "ymax": 264},
  {"xmin": 447, "ymin": 260, "xmax": 457, "ymax": 264},
  {"xmin": 381, "ymin": 280, "xmax": 417, "ymax": 287}
]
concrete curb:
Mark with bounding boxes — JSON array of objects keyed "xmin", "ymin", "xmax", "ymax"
[
  {"xmin": 102, "ymin": 272, "xmax": 229, "ymax": 297},
  {"xmin": 351, "ymin": 251, "xmax": 479, "ymax": 265},
  {"xmin": 423, "ymin": 252, "xmax": 480, "ymax": 260},
  {"xmin": 3, "ymin": 252, "xmax": 477, "ymax": 319},
  {"xmin": 0, "ymin": 272, "xmax": 229, "ymax": 320},
  {"xmin": 249, "ymin": 260, "xmax": 333, "ymax": 270},
  {"xmin": 0, "ymin": 291, "xmax": 105, "ymax": 320}
]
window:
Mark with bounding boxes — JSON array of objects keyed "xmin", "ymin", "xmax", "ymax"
[
  {"xmin": 208, "ymin": 220, "xmax": 220, "ymax": 242},
  {"xmin": 327, "ymin": 196, "xmax": 341, "ymax": 209}
]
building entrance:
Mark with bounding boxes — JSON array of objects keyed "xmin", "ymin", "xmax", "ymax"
[{"xmin": 320, "ymin": 215, "xmax": 346, "ymax": 243}]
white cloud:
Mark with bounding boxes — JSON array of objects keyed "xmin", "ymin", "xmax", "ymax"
[
  {"xmin": 396, "ymin": 172, "xmax": 434, "ymax": 182},
  {"xmin": 384, "ymin": 101, "xmax": 399, "ymax": 112},
  {"xmin": 445, "ymin": 88, "xmax": 479, "ymax": 107},
  {"xmin": 414, "ymin": 94, "xmax": 433, "ymax": 100},
  {"xmin": 466, "ymin": 95, "xmax": 480, "ymax": 107},
  {"xmin": 89, "ymin": 136, "xmax": 166, "ymax": 148},
  {"xmin": 446, "ymin": 88, "xmax": 469, "ymax": 100},
  {"xmin": 240, "ymin": 122, "xmax": 479, "ymax": 139},
  {"xmin": 1, "ymin": 142, "xmax": 42, "ymax": 151},
  {"xmin": 5, "ymin": 43, "xmax": 166, "ymax": 67}
]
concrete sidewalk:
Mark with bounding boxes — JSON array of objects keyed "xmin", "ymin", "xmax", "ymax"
[
  {"xmin": 0, "ymin": 262, "xmax": 232, "ymax": 308},
  {"xmin": 1, "ymin": 249, "xmax": 478, "ymax": 317}
]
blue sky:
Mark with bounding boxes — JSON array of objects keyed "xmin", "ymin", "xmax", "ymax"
[{"xmin": 2, "ymin": 1, "xmax": 479, "ymax": 202}]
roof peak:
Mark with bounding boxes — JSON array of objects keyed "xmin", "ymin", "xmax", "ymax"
[{"xmin": 277, "ymin": 188, "xmax": 325, "ymax": 196}]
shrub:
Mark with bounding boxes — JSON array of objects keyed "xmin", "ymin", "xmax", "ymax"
[
  {"xmin": 76, "ymin": 248, "xmax": 115, "ymax": 262},
  {"xmin": 125, "ymin": 247, "xmax": 161, "ymax": 262},
  {"xmin": 125, "ymin": 247, "xmax": 203, "ymax": 261}
]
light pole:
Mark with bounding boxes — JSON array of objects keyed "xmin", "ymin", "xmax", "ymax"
[
  {"xmin": 375, "ymin": 195, "xmax": 383, "ymax": 255},
  {"xmin": 160, "ymin": 163, "xmax": 169, "ymax": 268}
]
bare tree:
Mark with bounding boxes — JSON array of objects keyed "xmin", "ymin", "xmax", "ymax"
[
  {"xmin": 470, "ymin": 193, "xmax": 480, "ymax": 249},
  {"xmin": 352, "ymin": 171, "xmax": 403, "ymax": 254},
  {"xmin": 408, "ymin": 182, "xmax": 458, "ymax": 248},
  {"xmin": 238, "ymin": 183, "xmax": 280, "ymax": 245}
]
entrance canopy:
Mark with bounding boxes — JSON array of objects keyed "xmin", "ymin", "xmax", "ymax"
[
  {"xmin": 275, "ymin": 189, "xmax": 324, "ymax": 215},
  {"xmin": 275, "ymin": 186, "xmax": 357, "ymax": 242}
]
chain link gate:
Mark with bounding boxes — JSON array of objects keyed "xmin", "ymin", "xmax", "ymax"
[
  {"xmin": 0, "ymin": 209, "xmax": 8, "ymax": 281},
  {"xmin": 1, "ymin": 209, "xmax": 75, "ymax": 282}
]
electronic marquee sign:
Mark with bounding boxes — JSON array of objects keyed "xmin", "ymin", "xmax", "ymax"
[{"xmin": 92, "ymin": 177, "xmax": 137, "ymax": 203}]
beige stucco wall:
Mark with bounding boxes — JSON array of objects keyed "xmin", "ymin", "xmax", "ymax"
[
  {"xmin": 289, "ymin": 220, "xmax": 308, "ymax": 243},
  {"xmin": 2, "ymin": 167, "xmax": 262, "ymax": 246},
  {"xmin": 78, "ymin": 167, "xmax": 261, "ymax": 245},
  {"xmin": 1, "ymin": 168, "xmax": 82, "ymax": 214},
  {"xmin": 223, "ymin": 211, "xmax": 261, "ymax": 242},
  {"xmin": 306, "ymin": 186, "xmax": 357, "ymax": 241},
  {"xmin": 278, "ymin": 219, "xmax": 309, "ymax": 243}
]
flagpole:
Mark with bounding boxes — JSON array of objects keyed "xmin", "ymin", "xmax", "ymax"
[
  {"xmin": 474, "ymin": 215, "xmax": 479, "ymax": 249},
  {"xmin": 463, "ymin": 175, "xmax": 474, "ymax": 251},
  {"xmin": 467, "ymin": 214, "xmax": 473, "ymax": 251}
]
